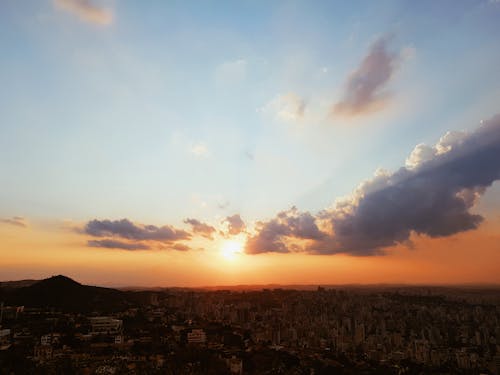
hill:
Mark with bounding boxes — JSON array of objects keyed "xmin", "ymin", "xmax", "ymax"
[{"xmin": 0, "ymin": 275, "xmax": 161, "ymax": 313}]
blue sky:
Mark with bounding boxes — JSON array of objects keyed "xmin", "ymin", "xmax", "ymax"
[{"xmin": 1, "ymin": 0, "xmax": 500, "ymax": 228}]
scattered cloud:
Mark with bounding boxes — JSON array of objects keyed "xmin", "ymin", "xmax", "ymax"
[
  {"xmin": 217, "ymin": 200, "xmax": 230, "ymax": 209},
  {"xmin": 260, "ymin": 93, "xmax": 306, "ymax": 122},
  {"xmin": 170, "ymin": 243, "xmax": 191, "ymax": 252},
  {"xmin": 188, "ymin": 142, "xmax": 210, "ymax": 158},
  {"xmin": 245, "ymin": 114, "xmax": 500, "ymax": 255},
  {"xmin": 246, "ymin": 208, "xmax": 325, "ymax": 254},
  {"xmin": 84, "ymin": 218, "xmax": 191, "ymax": 242},
  {"xmin": 0, "ymin": 216, "xmax": 27, "ymax": 228},
  {"xmin": 53, "ymin": 0, "xmax": 113, "ymax": 26},
  {"xmin": 184, "ymin": 218, "xmax": 216, "ymax": 239},
  {"xmin": 224, "ymin": 214, "xmax": 246, "ymax": 235},
  {"xmin": 333, "ymin": 35, "xmax": 400, "ymax": 116},
  {"xmin": 88, "ymin": 239, "xmax": 150, "ymax": 250}
]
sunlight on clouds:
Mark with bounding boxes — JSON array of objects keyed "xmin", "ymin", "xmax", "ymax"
[
  {"xmin": 259, "ymin": 93, "xmax": 306, "ymax": 122},
  {"xmin": 53, "ymin": 0, "xmax": 113, "ymax": 26}
]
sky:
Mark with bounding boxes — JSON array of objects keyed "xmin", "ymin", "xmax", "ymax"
[{"xmin": 1, "ymin": 0, "xmax": 500, "ymax": 287}]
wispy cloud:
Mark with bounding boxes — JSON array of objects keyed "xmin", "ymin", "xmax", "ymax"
[
  {"xmin": 0, "ymin": 216, "xmax": 27, "ymax": 228},
  {"xmin": 333, "ymin": 35, "xmax": 400, "ymax": 116},
  {"xmin": 245, "ymin": 113, "xmax": 500, "ymax": 255},
  {"xmin": 88, "ymin": 239, "xmax": 151, "ymax": 250},
  {"xmin": 188, "ymin": 142, "xmax": 210, "ymax": 158},
  {"xmin": 53, "ymin": 0, "xmax": 113, "ymax": 26},
  {"xmin": 260, "ymin": 93, "xmax": 306, "ymax": 122}
]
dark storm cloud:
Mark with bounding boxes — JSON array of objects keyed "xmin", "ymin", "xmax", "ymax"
[
  {"xmin": 333, "ymin": 35, "xmax": 399, "ymax": 116},
  {"xmin": 84, "ymin": 218, "xmax": 191, "ymax": 241},
  {"xmin": 0, "ymin": 216, "xmax": 27, "ymax": 228},
  {"xmin": 245, "ymin": 114, "xmax": 500, "ymax": 255},
  {"xmin": 184, "ymin": 218, "xmax": 216, "ymax": 239},
  {"xmin": 224, "ymin": 214, "xmax": 246, "ymax": 235},
  {"xmin": 87, "ymin": 239, "xmax": 150, "ymax": 250}
]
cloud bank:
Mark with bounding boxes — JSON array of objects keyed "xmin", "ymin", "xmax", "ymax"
[
  {"xmin": 53, "ymin": 0, "xmax": 113, "ymax": 26},
  {"xmin": 333, "ymin": 35, "xmax": 399, "ymax": 116},
  {"xmin": 245, "ymin": 114, "xmax": 500, "ymax": 255}
]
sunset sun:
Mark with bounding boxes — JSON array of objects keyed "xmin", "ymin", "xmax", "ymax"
[{"xmin": 220, "ymin": 240, "xmax": 243, "ymax": 260}]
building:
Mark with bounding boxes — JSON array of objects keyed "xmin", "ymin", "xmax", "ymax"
[
  {"xmin": 89, "ymin": 317, "xmax": 123, "ymax": 335},
  {"xmin": 187, "ymin": 329, "xmax": 206, "ymax": 344}
]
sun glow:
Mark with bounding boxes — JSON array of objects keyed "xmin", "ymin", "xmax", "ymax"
[{"xmin": 220, "ymin": 239, "xmax": 243, "ymax": 260}]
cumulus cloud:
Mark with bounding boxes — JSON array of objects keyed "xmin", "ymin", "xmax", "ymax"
[
  {"xmin": 246, "ymin": 207, "xmax": 325, "ymax": 254},
  {"xmin": 53, "ymin": 0, "xmax": 113, "ymax": 26},
  {"xmin": 0, "ymin": 216, "xmax": 27, "ymax": 228},
  {"xmin": 333, "ymin": 35, "xmax": 400, "ymax": 116},
  {"xmin": 224, "ymin": 214, "xmax": 246, "ymax": 235},
  {"xmin": 84, "ymin": 219, "xmax": 191, "ymax": 242},
  {"xmin": 245, "ymin": 114, "xmax": 500, "ymax": 255},
  {"xmin": 260, "ymin": 93, "xmax": 306, "ymax": 122},
  {"xmin": 184, "ymin": 218, "xmax": 216, "ymax": 239},
  {"xmin": 88, "ymin": 239, "xmax": 150, "ymax": 250}
]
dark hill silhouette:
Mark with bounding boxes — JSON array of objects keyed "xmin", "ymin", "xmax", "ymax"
[
  {"xmin": 0, "ymin": 279, "xmax": 38, "ymax": 289},
  {"xmin": 0, "ymin": 275, "xmax": 161, "ymax": 313}
]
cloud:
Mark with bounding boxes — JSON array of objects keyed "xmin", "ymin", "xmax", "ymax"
[
  {"xmin": 224, "ymin": 214, "xmax": 246, "ymax": 235},
  {"xmin": 170, "ymin": 243, "xmax": 191, "ymax": 252},
  {"xmin": 53, "ymin": 0, "xmax": 113, "ymax": 26},
  {"xmin": 189, "ymin": 142, "xmax": 210, "ymax": 158},
  {"xmin": 84, "ymin": 218, "xmax": 191, "ymax": 242},
  {"xmin": 184, "ymin": 218, "xmax": 216, "ymax": 239},
  {"xmin": 260, "ymin": 93, "xmax": 306, "ymax": 122},
  {"xmin": 0, "ymin": 216, "xmax": 27, "ymax": 228},
  {"xmin": 88, "ymin": 239, "xmax": 151, "ymax": 250},
  {"xmin": 82, "ymin": 219, "xmax": 193, "ymax": 251},
  {"xmin": 246, "ymin": 208, "xmax": 325, "ymax": 254},
  {"xmin": 217, "ymin": 200, "xmax": 230, "ymax": 209},
  {"xmin": 245, "ymin": 114, "xmax": 500, "ymax": 255},
  {"xmin": 333, "ymin": 35, "xmax": 400, "ymax": 116}
]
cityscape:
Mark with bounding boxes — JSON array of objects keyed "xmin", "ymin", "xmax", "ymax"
[
  {"xmin": 1, "ymin": 0, "xmax": 500, "ymax": 374},
  {"xmin": 1, "ymin": 276, "xmax": 500, "ymax": 374}
]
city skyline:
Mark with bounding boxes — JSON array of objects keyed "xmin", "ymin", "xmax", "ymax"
[{"xmin": 1, "ymin": 0, "xmax": 500, "ymax": 287}]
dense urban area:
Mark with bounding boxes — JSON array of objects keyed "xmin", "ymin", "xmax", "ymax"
[{"xmin": 1, "ymin": 276, "xmax": 500, "ymax": 374}]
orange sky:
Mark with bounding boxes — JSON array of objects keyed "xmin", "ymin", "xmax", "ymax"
[{"xmin": 1, "ymin": 215, "xmax": 499, "ymax": 288}]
